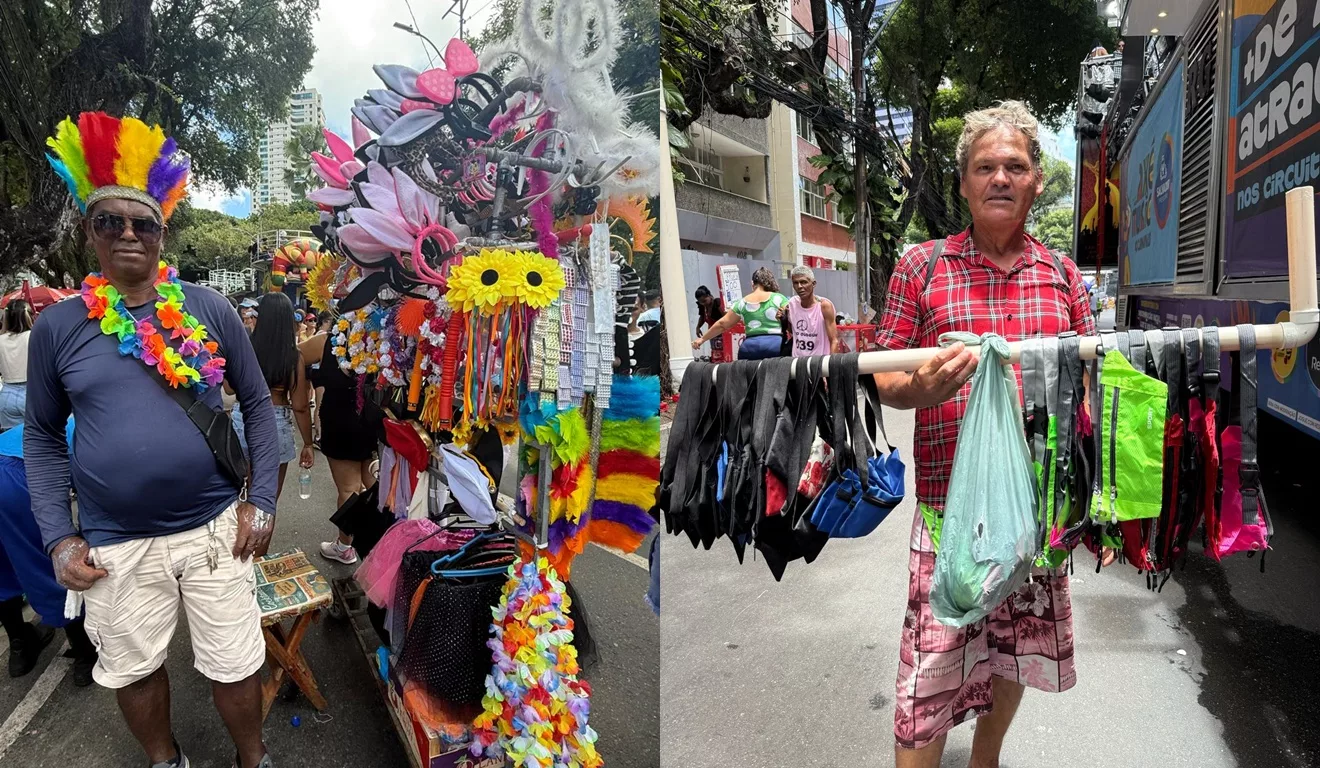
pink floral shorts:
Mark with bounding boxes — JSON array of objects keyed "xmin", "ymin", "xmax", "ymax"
[{"xmin": 894, "ymin": 509, "xmax": 1076, "ymax": 750}]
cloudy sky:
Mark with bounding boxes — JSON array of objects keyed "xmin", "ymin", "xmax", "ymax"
[{"xmin": 193, "ymin": 0, "xmax": 502, "ymax": 218}]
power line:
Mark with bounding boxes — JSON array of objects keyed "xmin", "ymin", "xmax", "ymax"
[
  {"xmin": 664, "ymin": 0, "xmax": 900, "ymax": 162},
  {"xmin": 401, "ymin": 0, "xmax": 436, "ymax": 67}
]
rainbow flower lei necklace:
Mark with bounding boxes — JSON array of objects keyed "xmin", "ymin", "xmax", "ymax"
[{"xmin": 81, "ymin": 262, "xmax": 226, "ymax": 391}]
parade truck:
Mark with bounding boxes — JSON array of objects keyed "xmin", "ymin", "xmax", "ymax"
[{"xmin": 1074, "ymin": 0, "xmax": 1320, "ymax": 441}]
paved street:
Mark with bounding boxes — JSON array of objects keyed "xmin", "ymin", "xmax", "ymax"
[
  {"xmin": 660, "ymin": 403, "xmax": 1320, "ymax": 768},
  {"xmin": 0, "ymin": 452, "xmax": 658, "ymax": 768}
]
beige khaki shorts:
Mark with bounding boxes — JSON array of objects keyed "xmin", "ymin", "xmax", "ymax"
[{"xmin": 83, "ymin": 504, "xmax": 265, "ymax": 689}]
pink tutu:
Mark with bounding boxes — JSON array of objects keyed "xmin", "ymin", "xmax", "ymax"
[{"xmin": 355, "ymin": 520, "xmax": 476, "ymax": 607}]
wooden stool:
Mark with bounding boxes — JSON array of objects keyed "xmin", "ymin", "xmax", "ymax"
[{"xmin": 252, "ymin": 549, "xmax": 333, "ymax": 720}]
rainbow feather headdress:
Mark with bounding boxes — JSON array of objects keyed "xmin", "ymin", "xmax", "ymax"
[{"xmin": 45, "ymin": 112, "xmax": 190, "ymax": 222}]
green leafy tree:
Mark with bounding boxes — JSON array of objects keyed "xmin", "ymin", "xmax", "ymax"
[
  {"xmin": 903, "ymin": 217, "xmax": 930, "ymax": 247},
  {"xmin": 1029, "ymin": 154, "xmax": 1073, "ymax": 227},
  {"xmin": 0, "ymin": 0, "xmax": 319, "ymax": 285},
  {"xmin": 283, "ymin": 124, "xmax": 329, "ymax": 203},
  {"xmin": 1031, "ymin": 207, "xmax": 1074, "ymax": 252},
  {"xmin": 166, "ymin": 200, "xmax": 319, "ymax": 283},
  {"xmin": 250, "ymin": 201, "xmax": 319, "ymax": 234},
  {"xmin": 870, "ymin": 0, "xmax": 1111, "ymax": 236},
  {"xmin": 166, "ymin": 202, "xmax": 255, "ymax": 279}
]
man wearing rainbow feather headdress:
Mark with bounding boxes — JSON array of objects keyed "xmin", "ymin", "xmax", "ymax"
[{"xmin": 24, "ymin": 112, "xmax": 281, "ymax": 768}]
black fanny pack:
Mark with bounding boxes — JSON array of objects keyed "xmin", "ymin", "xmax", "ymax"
[{"xmin": 150, "ymin": 373, "xmax": 250, "ymax": 491}]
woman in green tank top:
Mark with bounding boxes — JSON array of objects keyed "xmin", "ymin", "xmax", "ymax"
[{"xmin": 691, "ymin": 267, "xmax": 789, "ymax": 360}]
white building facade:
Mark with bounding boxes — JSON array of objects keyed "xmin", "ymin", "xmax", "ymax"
[{"xmin": 254, "ymin": 88, "xmax": 325, "ymax": 212}]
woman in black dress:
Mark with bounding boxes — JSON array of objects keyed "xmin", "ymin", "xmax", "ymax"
[{"xmin": 299, "ymin": 329, "xmax": 382, "ymax": 564}]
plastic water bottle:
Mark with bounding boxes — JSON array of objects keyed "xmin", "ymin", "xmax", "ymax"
[{"xmin": 298, "ymin": 467, "xmax": 312, "ymax": 500}]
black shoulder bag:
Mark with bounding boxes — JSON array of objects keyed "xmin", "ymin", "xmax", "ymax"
[{"xmin": 150, "ymin": 375, "xmax": 250, "ymax": 492}]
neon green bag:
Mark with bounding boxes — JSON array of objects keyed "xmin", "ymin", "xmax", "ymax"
[{"xmin": 1092, "ymin": 347, "xmax": 1167, "ymax": 523}]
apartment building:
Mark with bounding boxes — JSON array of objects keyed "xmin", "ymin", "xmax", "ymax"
[
  {"xmin": 673, "ymin": 0, "xmax": 861, "ymax": 309},
  {"xmin": 673, "ymin": 110, "xmax": 781, "ymax": 264},
  {"xmin": 254, "ymin": 88, "xmax": 325, "ymax": 212},
  {"xmin": 767, "ymin": 0, "xmax": 857, "ymax": 271}
]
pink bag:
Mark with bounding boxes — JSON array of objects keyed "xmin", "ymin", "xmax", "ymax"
[
  {"xmin": 355, "ymin": 520, "xmax": 476, "ymax": 607},
  {"xmin": 1207, "ymin": 325, "xmax": 1271, "ymax": 561}
]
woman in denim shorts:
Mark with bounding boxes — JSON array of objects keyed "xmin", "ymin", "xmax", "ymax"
[{"xmin": 227, "ymin": 293, "xmax": 315, "ymax": 555}]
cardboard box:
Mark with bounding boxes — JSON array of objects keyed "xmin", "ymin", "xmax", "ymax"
[{"xmin": 382, "ymin": 659, "xmax": 506, "ymax": 768}]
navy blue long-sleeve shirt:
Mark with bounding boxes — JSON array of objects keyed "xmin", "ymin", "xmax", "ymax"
[{"xmin": 24, "ymin": 282, "xmax": 279, "ymax": 554}]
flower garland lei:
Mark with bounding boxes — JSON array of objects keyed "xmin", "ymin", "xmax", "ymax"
[
  {"xmin": 377, "ymin": 303, "xmax": 415, "ymax": 388},
  {"xmin": 331, "ymin": 307, "xmax": 385, "ymax": 375},
  {"xmin": 470, "ymin": 556, "xmax": 601, "ymax": 768},
  {"xmin": 417, "ymin": 294, "xmax": 451, "ymax": 383},
  {"xmin": 81, "ymin": 262, "xmax": 225, "ymax": 390}
]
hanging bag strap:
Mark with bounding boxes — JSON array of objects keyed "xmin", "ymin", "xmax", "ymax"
[
  {"xmin": 1054, "ymin": 332, "xmax": 1083, "ymax": 518},
  {"xmin": 828, "ymin": 352, "xmax": 869, "ymax": 489},
  {"xmin": 661, "ymin": 362, "xmax": 713, "ymax": 514},
  {"xmin": 860, "ymin": 372, "xmax": 895, "ymax": 453},
  {"xmin": 1035, "ymin": 335, "xmax": 1060, "ymax": 503},
  {"xmin": 1128, "ymin": 329, "xmax": 1148, "ymax": 374},
  {"xmin": 1146, "ymin": 329, "xmax": 1166, "ymax": 378},
  {"xmin": 1182, "ymin": 328, "xmax": 1203, "ymax": 402},
  {"xmin": 1236, "ymin": 324, "xmax": 1262, "ymax": 525},
  {"xmin": 752, "ymin": 358, "xmax": 793, "ymax": 461},
  {"xmin": 1202, "ymin": 326, "xmax": 1221, "ymax": 404},
  {"xmin": 1162, "ymin": 328, "xmax": 1184, "ymax": 414},
  {"xmin": 1093, "ymin": 332, "xmax": 1117, "ymax": 512},
  {"xmin": 1020, "ymin": 337, "xmax": 1039, "ymax": 445}
]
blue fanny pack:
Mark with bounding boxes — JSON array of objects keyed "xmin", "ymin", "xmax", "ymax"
[{"xmin": 809, "ymin": 355, "xmax": 906, "ymax": 538}]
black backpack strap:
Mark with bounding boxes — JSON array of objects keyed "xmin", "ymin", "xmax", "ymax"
[
  {"xmin": 1162, "ymin": 328, "xmax": 1184, "ymax": 413},
  {"xmin": 1047, "ymin": 249, "xmax": 1069, "ymax": 284},
  {"xmin": 922, "ymin": 239, "xmax": 948, "ymax": 294},
  {"xmin": 1182, "ymin": 328, "xmax": 1202, "ymax": 400},
  {"xmin": 752, "ymin": 358, "xmax": 793, "ymax": 460},
  {"xmin": 1236, "ymin": 324, "xmax": 1261, "ymax": 525},
  {"xmin": 1202, "ymin": 326, "xmax": 1221, "ymax": 404},
  {"xmin": 827, "ymin": 352, "xmax": 868, "ymax": 486}
]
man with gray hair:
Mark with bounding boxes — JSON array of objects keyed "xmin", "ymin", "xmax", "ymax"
[
  {"xmin": 784, "ymin": 265, "xmax": 839, "ymax": 356},
  {"xmin": 871, "ymin": 100, "xmax": 1096, "ymax": 767}
]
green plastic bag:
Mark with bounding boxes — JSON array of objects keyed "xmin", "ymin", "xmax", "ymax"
[{"xmin": 930, "ymin": 333, "xmax": 1040, "ymax": 628}]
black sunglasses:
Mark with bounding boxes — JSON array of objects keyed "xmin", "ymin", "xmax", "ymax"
[{"xmin": 90, "ymin": 213, "xmax": 164, "ymax": 245}]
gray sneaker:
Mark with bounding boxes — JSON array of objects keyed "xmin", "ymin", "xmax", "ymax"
[
  {"xmin": 150, "ymin": 742, "xmax": 190, "ymax": 768},
  {"xmin": 232, "ymin": 754, "xmax": 273, "ymax": 768}
]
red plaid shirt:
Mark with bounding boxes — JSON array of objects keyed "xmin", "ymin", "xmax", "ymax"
[{"xmin": 874, "ymin": 229, "xmax": 1096, "ymax": 508}]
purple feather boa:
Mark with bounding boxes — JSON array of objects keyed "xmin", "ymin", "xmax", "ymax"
[{"xmin": 589, "ymin": 500, "xmax": 654, "ymax": 534}]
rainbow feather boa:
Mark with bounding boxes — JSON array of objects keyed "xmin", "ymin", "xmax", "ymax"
[
  {"xmin": 587, "ymin": 376, "xmax": 660, "ymax": 555},
  {"xmin": 517, "ymin": 377, "xmax": 660, "ymax": 574}
]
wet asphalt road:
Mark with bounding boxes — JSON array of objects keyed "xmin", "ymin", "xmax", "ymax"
[
  {"xmin": 660, "ymin": 404, "xmax": 1320, "ymax": 768},
  {"xmin": 0, "ymin": 452, "xmax": 659, "ymax": 768}
]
